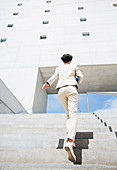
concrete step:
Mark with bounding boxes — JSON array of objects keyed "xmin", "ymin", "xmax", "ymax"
[
  {"xmin": 0, "ymin": 149, "xmax": 68, "ymax": 164},
  {"xmin": 0, "ymin": 133, "xmax": 67, "ymax": 140},
  {"xmin": 0, "ymin": 112, "xmax": 116, "ymax": 167},
  {"xmin": 0, "ymin": 113, "xmax": 94, "ymax": 119},
  {"xmin": 0, "ymin": 119, "xmax": 102, "ymax": 125},
  {"xmin": 0, "ymin": 133, "xmax": 116, "ymax": 149},
  {"xmin": 0, "ymin": 163, "xmax": 117, "ymax": 170},
  {"xmin": 0, "ymin": 148, "xmax": 117, "ymax": 165},
  {"xmin": 113, "ymin": 128, "xmax": 117, "ymax": 131},
  {"xmin": 0, "ymin": 138, "xmax": 116, "ymax": 150},
  {"xmin": 74, "ymin": 138, "xmax": 117, "ymax": 150},
  {"xmin": 95, "ymin": 112, "xmax": 117, "ymax": 117},
  {"xmin": 0, "ymin": 127, "xmax": 66, "ymax": 134},
  {"xmin": 0, "ymin": 122, "xmax": 103, "ymax": 128},
  {"xmin": 93, "ymin": 132, "xmax": 116, "ymax": 139},
  {"xmin": 0, "ymin": 127, "xmax": 109, "ymax": 134},
  {"xmin": 0, "ymin": 132, "xmax": 116, "ymax": 143},
  {"xmin": 99, "ymin": 118, "xmax": 117, "ymax": 122},
  {"xmin": 0, "ymin": 113, "xmax": 66, "ymax": 117},
  {"xmin": 0, "ymin": 117, "xmax": 100, "ymax": 125},
  {"xmin": 0, "ymin": 117, "xmax": 97, "ymax": 122},
  {"xmin": 0, "ymin": 116, "xmax": 97, "ymax": 122},
  {"xmin": 89, "ymin": 139, "xmax": 117, "ymax": 149},
  {"xmin": 0, "ymin": 137, "xmax": 117, "ymax": 150},
  {"xmin": 82, "ymin": 149, "xmax": 117, "ymax": 165},
  {"xmin": 0, "ymin": 123, "xmax": 105, "ymax": 128},
  {"xmin": 0, "ymin": 139, "xmax": 59, "ymax": 149},
  {"xmin": 94, "ymin": 113, "xmax": 117, "ymax": 131}
]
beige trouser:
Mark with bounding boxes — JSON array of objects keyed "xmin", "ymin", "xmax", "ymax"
[{"xmin": 58, "ymin": 85, "xmax": 78, "ymax": 141}]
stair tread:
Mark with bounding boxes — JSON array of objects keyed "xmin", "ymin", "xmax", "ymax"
[
  {"xmin": 0, "ymin": 162, "xmax": 117, "ymax": 169},
  {"xmin": 0, "ymin": 112, "xmax": 116, "ymax": 166}
]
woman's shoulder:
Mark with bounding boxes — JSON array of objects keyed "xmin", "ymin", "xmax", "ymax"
[
  {"xmin": 57, "ymin": 64, "xmax": 78, "ymax": 70},
  {"xmin": 70, "ymin": 64, "xmax": 79, "ymax": 69}
]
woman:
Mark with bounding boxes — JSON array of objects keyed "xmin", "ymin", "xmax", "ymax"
[{"xmin": 42, "ymin": 54, "xmax": 84, "ymax": 162}]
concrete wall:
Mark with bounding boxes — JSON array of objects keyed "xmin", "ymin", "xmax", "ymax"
[
  {"xmin": 33, "ymin": 68, "xmax": 47, "ymax": 113},
  {"xmin": 0, "ymin": 100, "xmax": 13, "ymax": 114},
  {"xmin": 40, "ymin": 64, "xmax": 117, "ymax": 94},
  {"xmin": 0, "ymin": 0, "xmax": 117, "ymax": 68},
  {"xmin": 0, "ymin": 68, "xmax": 38, "ymax": 113},
  {"xmin": 0, "ymin": 79, "xmax": 27, "ymax": 113},
  {"xmin": 0, "ymin": 0, "xmax": 117, "ymax": 112}
]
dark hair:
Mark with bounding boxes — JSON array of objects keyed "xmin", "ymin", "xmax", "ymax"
[{"xmin": 61, "ymin": 54, "xmax": 73, "ymax": 63}]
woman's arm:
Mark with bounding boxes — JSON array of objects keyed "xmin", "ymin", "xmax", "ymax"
[
  {"xmin": 75, "ymin": 66, "xmax": 84, "ymax": 85},
  {"xmin": 42, "ymin": 68, "xmax": 59, "ymax": 89}
]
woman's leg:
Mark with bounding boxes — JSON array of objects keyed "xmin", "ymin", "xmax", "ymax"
[
  {"xmin": 67, "ymin": 93, "xmax": 78, "ymax": 142},
  {"xmin": 58, "ymin": 87, "xmax": 69, "ymax": 135},
  {"xmin": 58, "ymin": 86, "xmax": 78, "ymax": 143},
  {"xmin": 58, "ymin": 86, "xmax": 78, "ymax": 162}
]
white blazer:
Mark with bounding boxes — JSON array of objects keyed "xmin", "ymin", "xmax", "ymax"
[{"xmin": 47, "ymin": 64, "xmax": 84, "ymax": 89}]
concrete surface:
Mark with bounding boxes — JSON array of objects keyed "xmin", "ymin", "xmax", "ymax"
[
  {"xmin": 0, "ymin": 112, "xmax": 117, "ymax": 169},
  {"xmin": 0, "ymin": 79, "xmax": 27, "ymax": 114},
  {"xmin": 0, "ymin": 163, "xmax": 117, "ymax": 170},
  {"xmin": 33, "ymin": 68, "xmax": 47, "ymax": 113},
  {"xmin": 95, "ymin": 112, "xmax": 117, "ymax": 131},
  {"xmin": 0, "ymin": 0, "xmax": 117, "ymax": 112},
  {"xmin": 39, "ymin": 64, "xmax": 117, "ymax": 94}
]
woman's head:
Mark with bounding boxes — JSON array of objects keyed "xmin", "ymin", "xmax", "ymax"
[{"xmin": 61, "ymin": 54, "xmax": 73, "ymax": 63}]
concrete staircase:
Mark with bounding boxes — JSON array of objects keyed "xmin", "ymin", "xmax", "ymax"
[{"xmin": 0, "ymin": 113, "xmax": 117, "ymax": 170}]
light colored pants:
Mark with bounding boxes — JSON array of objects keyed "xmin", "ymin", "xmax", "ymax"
[{"xmin": 58, "ymin": 85, "xmax": 78, "ymax": 141}]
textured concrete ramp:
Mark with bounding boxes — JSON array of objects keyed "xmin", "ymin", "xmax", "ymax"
[{"xmin": 0, "ymin": 113, "xmax": 117, "ymax": 169}]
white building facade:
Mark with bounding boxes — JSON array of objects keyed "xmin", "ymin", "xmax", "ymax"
[{"xmin": 0, "ymin": 0, "xmax": 117, "ymax": 113}]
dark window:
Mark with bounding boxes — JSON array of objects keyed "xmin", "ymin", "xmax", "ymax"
[
  {"xmin": 80, "ymin": 18, "xmax": 87, "ymax": 22},
  {"xmin": 113, "ymin": 3, "xmax": 117, "ymax": 7},
  {"xmin": 0, "ymin": 38, "xmax": 7, "ymax": 43},
  {"xmin": 42, "ymin": 21, "xmax": 49, "ymax": 24},
  {"xmin": 44, "ymin": 9, "xmax": 50, "ymax": 13},
  {"xmin": 17, "ymin": 3, "xmax": 22, "ymax": 6},
  {"xmin": 46, "ymin": 1, "xmax": 51, "ymax": 3},
  {"xmin": 13, "ymin": 12, "xmax": 18, "ymax": 15},
  {"xmin": 7, "ymin": 24, "xmax": 13, "ymax": 27},
  {"xmin": 78, "ymin": 7, "xmax": 84, "ymax": 10},
  {"xmin": 40, "ymin": 35, "xmax": 47, "ymax": 39},
  {"xmin": 82, "ymin": 32, "xmax": 90, "ymax": 36}
]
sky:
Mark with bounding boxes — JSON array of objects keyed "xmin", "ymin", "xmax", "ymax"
[{"xmin": 47, "ymin": 93, "xmax": 117, "ymax": 114}]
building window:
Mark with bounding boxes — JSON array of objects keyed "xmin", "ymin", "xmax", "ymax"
[
  {"xmin": 82, "ymin": 32, "xmax": 90, "ymax": 36},
  {"xmin": 42, "ymin": 21, "xmax": 49, "ymax": 24},
  {"xmin": 78, "ymin": 7, "xmax": 84, "ymax": 10},
  {"xmin": 40, "ymin": 35, "xmax": 47, "ymax": 39},
  {"xmin": 80, "ymin": 18, "xmax": 87, "ymax": 22},
  {"xmin": 0, "ymin": 38, "xmax": 7, "ymax": 43},
  {"xmin": 7, "ymin": 24, "xmax": 13, "ymax": 27},
  {"xmin": 13, "ymin": 12, "xmax": 18, "ymax": 16},
  {"xmin": 46, "ymin": 0, "xmax": 51, "ymax": 3},
  {"xmin": 44, "ymin": 9, "xmax": 50, "ymax": 13},
  {"xmin": 17, "ymin": 3, "xmax": 22, "ymax": 6},
  {"xmin": 113, "ymin": 3, "xmax": 117, "ymax": 7}
]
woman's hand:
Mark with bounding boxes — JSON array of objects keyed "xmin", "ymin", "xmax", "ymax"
[{"xmin": 42, "ymin": 83, "xmax": 50, "ymax": 89}]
